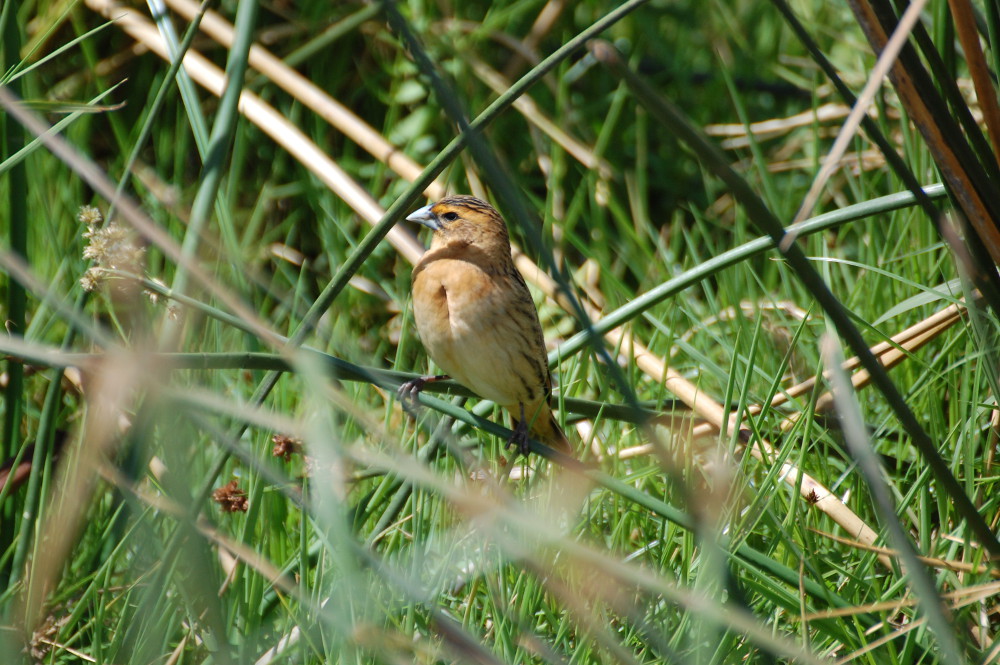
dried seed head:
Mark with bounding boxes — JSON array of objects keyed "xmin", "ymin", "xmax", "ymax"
[
  {"xmin": 78, "ymin": 206, "xmax": 145, "ymax": 294},
  {"xmin": 77, "ymin": 205, "xmax": 103, "ymax": 227}
]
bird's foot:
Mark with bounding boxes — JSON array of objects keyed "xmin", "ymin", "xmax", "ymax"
[
  {"xmin": 397, "ymin": 374, "xmax": 448, "ymax": 413},
  {"xmin": 505, "ymin": 404, "xmax": 532, "ymax": 457}
]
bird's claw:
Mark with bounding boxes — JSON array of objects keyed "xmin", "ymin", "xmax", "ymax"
[
  {"xmin": 505, "ymin": 430, "xmax": 532, "ymax": 458},
  {"xmin": 506, "ymin": 405, "xmax": 532, "ymax": 457},
  {"xmin": 397, "ymin": 374, "xmax": 448, "ymax": 417},
  {"xmin": 397, "ymin": 378, "xmax": 425, "ymax": 405}
]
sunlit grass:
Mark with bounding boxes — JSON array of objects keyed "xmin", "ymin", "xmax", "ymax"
[{"xmin": 1, "ymin": 1, "xmax": 998, "ymax": 663}]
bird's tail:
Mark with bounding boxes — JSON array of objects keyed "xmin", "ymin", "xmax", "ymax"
[{"xmin": 529, "ymin": 409, "xmax": 573, "ymax": 456}]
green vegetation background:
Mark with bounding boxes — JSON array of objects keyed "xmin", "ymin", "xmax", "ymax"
[{"xmin": 0, "ymin": 1, "xmax": 997, "ymax": 663}]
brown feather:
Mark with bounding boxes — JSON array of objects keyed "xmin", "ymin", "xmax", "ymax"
[{"xmin": 409, "ymin": 196, "xmax": 572, "ymax": 455}]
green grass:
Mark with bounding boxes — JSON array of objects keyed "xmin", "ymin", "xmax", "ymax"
[{"xmin": 1, "ymin": 0, "xmax": 999, "ymax": 663}]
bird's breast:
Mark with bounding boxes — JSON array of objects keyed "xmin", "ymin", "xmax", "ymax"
[
  {"xmin": 412, "ymin": 258, "xmax": 501, "ymax": 347},
  {"xmin": 411, "ymin": 257, "xmax": 545, "ymax": 406}
]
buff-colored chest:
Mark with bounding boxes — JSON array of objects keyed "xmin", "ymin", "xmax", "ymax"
[{"xmin": 411, "ymin": 255, "xmax": 547, "ymax": 408}]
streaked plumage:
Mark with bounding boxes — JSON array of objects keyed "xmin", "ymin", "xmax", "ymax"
[{"xmin": 401, "ymin": 195, "xmax": 572, "ymax": 456}]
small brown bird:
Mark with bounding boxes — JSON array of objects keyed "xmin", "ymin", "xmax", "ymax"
[{"xmin": 400, "ymin": 195, "xmax": 572, "ymax": 457}]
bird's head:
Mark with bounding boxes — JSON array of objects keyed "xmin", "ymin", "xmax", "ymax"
[{"xmin": 406, "ymin": 196, "xmax": 511, "ymax": 253}]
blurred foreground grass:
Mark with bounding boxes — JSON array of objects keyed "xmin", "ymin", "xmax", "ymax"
[{"xmin": 1, "ymin": 1, "xmax": 999, "ymax": 663}]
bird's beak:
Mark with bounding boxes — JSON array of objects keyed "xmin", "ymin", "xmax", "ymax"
[{"xmin": 406, "ymin": 204, "xmax": 441, "ymax": 230}]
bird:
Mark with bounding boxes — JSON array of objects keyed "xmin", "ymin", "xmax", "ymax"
[{"xmin": 399, "ymin": 195, "xmax": 572, "ymax": 457}]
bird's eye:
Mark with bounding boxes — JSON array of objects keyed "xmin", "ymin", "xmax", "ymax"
[{"xmin": 442, "ymin": 212, "xmax": 459, "ymax": 221}]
